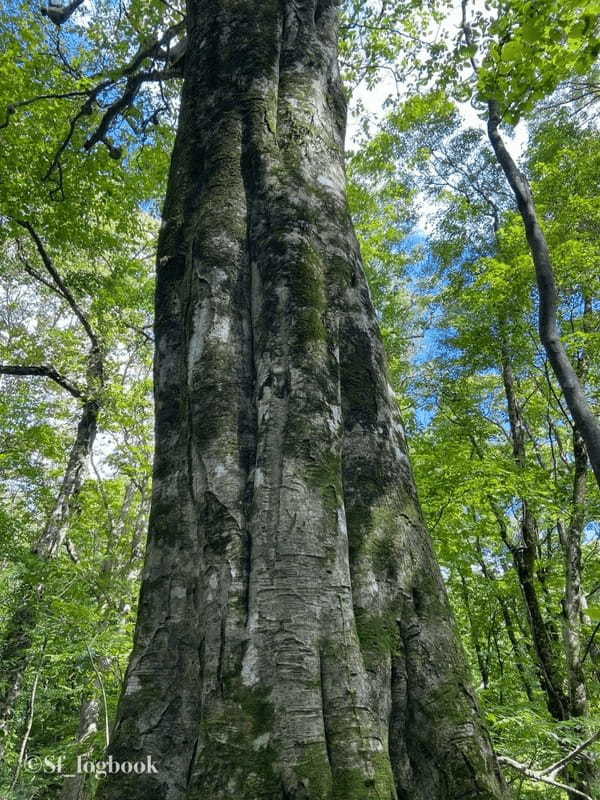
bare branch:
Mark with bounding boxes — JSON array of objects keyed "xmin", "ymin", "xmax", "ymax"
[
  {"xmin": 43, "ymin": 95, "xmax": 97, "ymax": 182},
  {"xmin": 19, "ymin": 258, "xmax": 64, "ymax": 297},
  {"xmin": 123, "ymin": 22, "xmax": 185, "ymax": 75},
  {"xmin": 499, "ymin": 732, "xmax": 600, "ymax": 800},
  {"xmin": 540, "ymin": 730, "xmax": 600, "ymax": 779},
  {"xmin": 498, "ymin": 755, "xmax": 593, "ymax": 800},
  {"xmin": 84, "ymin": 69, "xmax": 173, "ymax": 152}
]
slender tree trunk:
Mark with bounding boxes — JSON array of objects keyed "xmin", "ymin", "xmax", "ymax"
[
  {"xmin": 500, "ymin": 351, "xmax": 569, "ymax": 720},
  {"xmin": 60, "ymin": 699, "xmax": 100, "ymax": 800},
  {"xmin": 499, "ymin": 345, "xmax": 598, "ymax": 795},
  {"xmin": 500, "ymin": 352, "xmax": 560, "ymax": 698},
  {"xmin": 475, "ymin": 539, "xmax": 533, "ymax": 702},
  {"xmin": 497, "ymin": 595, "xmax": 534, "ymax": 702},
  {"xmin": 487, "ymin": 100, "xmax": 600, "ymax": 489},
  {"xmin": 512, "ymin": 543, "xmax": 568, "ymax": 719},
  {"xmin": 59, "ymin": 487, "xmax": 146, "ymax": 799},
  {"xmin": 36, "ymin": 397, "xmax": 100, "ymax": 558},
  {"xmin": 0, "ymin": 388, "xmax": 100, "ymax": 757},
  {"xmin": 459, "ymin": 572, "xmax": 490, "ymax": 689},
  {"xmin": 559, "ymin": 430, "xmax": 597, "ymax": 800},
  {"xmin": 96, "ymin": 4, "xmax": 506, "ymax": 799},
  {"xmin": 561, "ymin": 430, "xmax": 588, "ymax": 718},
  {"xmin": 560, "ymin": 293, "xmax": 593, "ymax": 719},
  {"xmin": 0, "ymin": 602, "xmax": 37, "ymax": 760}
]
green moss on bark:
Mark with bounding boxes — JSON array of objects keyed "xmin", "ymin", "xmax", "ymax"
[
  {"xmin": 294, "ymin": 742, "xmax": 334, "ymax": 799},
  {"xmin": 190, "ymin": 685, "xmax": 278, "ymax": 800},
  {"xmin": 305, "ymin": 451, "xmax": 342, "ymax": 508},
  {"xmin": 354, "ymin": 609, "xmax": 400, "ymax": 669},
  {"xmin": 331, "ymin": 752, "xmax": 396, "ymax": 800}
]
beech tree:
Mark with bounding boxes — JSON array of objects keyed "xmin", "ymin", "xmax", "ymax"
[{"xmin": 89, "ymin": 2, "xmax": 506, "ymax": 798}]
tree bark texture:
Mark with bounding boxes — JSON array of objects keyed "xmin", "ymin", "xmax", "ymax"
[
  {"xmin": 60, "ymin": 698, "xmax": 100, "ymax": 800},
  {"xmin": 97, "ymin": 4, "xmax": 507, "ymax": 799},
  {"xmin": 35, "ymin": 396, "xmax": 100, "ymax": 558}
]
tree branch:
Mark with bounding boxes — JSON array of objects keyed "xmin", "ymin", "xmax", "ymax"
[
  {"xmin": 581, "ymin": 620, "xmax": 600, "ymax": 665},
  {"xmin": 15, "ymin": 221, "xmax": 100, "ymax": 355},
  {"xmin": 84, "ymin": 69, "xmax": 174, "ymax": 152},
  {"xmin": 540, "ymin": 730, "xmax": 600, "ymax": 778},
  {"xmin": 30, "ymin": 21, "xmax": 185, "ymax": 176},
  {"xmin": 498, "ymin": 755, "xmax": 593, "ymax": 799},
  {"xmin": 0, "ymin": 365, "xmax": 83, "ymax": 398},
  {"xmin": 498, "ymin": 731, "xmax": 600, "ymax": 800}
]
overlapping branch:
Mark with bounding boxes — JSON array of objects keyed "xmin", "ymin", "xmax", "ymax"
[
  {"xmin": 1, "ymin": 16, "xmax": 185, "ymax": 185},
  {"xmin": 83, "ymin": 68, "xmax": 174, "ymax": 153}
]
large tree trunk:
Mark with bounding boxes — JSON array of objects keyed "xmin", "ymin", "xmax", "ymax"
[{"xmin": 96, "ymin": 3, "xmax": 506, "ymax": 799}]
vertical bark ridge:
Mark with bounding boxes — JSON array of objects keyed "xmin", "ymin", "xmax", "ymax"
[
  {"xmin": 226, "ymin": 2, "xmax": 394, "ymax": 796},
  {"xmin": 332, "ymin": 233, "xmax": 505, "ymax": 798},
  {"xmin": 98, "ymin": 5, "xmax": 258, "ymax": 795}
]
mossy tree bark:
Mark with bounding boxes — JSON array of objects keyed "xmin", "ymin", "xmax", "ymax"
[{"xmin": 96, "ymin": 3, "xmax": 507, "ymax": 799}]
